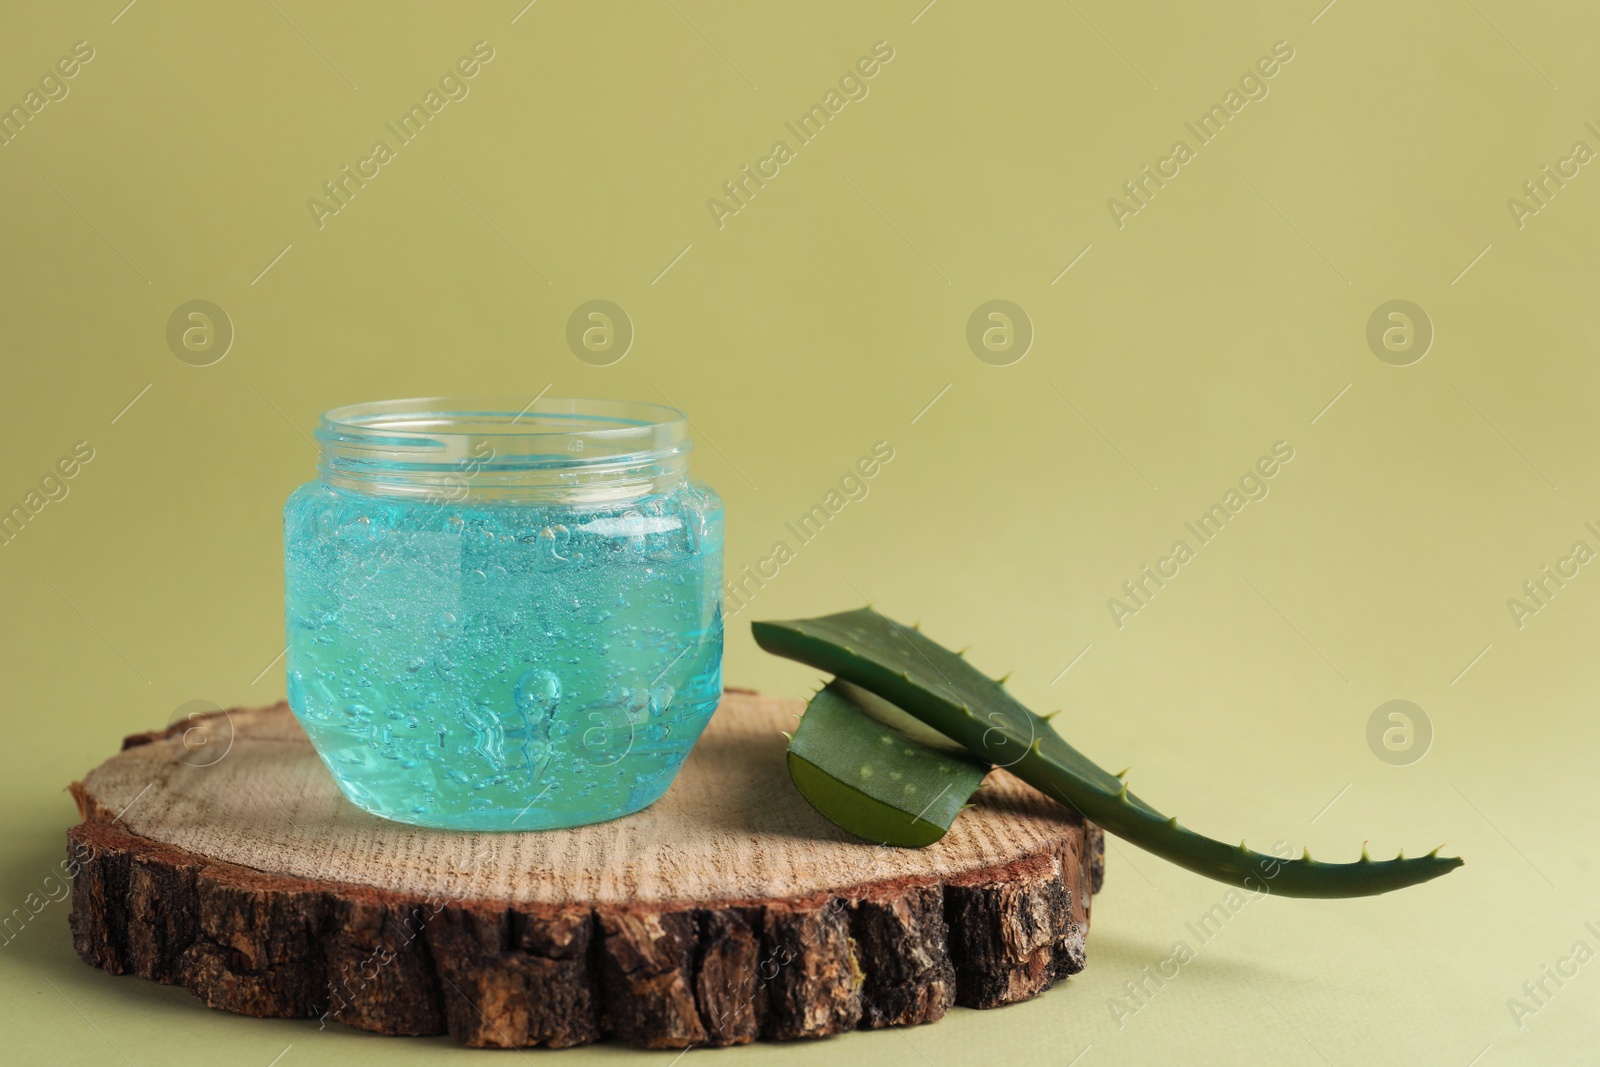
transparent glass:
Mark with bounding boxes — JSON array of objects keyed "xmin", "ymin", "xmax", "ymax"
[{"xmin": 283, "ymin": 397, "xmax": 724, "ymax": 830}]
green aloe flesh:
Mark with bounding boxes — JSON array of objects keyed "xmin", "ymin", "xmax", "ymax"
[
  {"xmin": 788, "ymin": 680, "xmax": 988, "ymax": 847},
  {"xmin": 753, "ymin": 608, "xmax": 1463, "ymax": 899}
]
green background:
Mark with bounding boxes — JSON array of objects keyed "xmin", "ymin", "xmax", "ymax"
[{"xmin": 2, "ymin": 1, "xmax": 1595, "ymax": 1063}]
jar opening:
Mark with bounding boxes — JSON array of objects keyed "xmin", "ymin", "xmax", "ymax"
[{"xmin": 317, "ymin": 397, "xmax": 692, "ymax": 501}]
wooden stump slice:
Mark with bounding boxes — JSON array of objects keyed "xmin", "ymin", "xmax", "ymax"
[{"xmin": 68, "ymin": 689, "xmax": 1104, "ymax": 1049}]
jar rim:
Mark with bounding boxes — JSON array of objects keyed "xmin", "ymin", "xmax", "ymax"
[
  {"xmin": 321, "ymin": 396, "xmax": 685, "ymax": 440},
  {"xmin": 316, "ymin": 396, "xmax": 693, "ymax": 498}
]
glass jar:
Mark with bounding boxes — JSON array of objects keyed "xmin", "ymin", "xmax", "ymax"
[{"xmin": 282, "ymin": 397, "xmax": 724, "ymax": 831}]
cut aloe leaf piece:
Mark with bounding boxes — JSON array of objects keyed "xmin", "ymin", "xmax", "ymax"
[{"xmin": 788, "ymin": 679, "xmax": 987, "ymax": 847}]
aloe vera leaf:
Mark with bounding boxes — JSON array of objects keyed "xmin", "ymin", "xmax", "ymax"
[
  {"xmin": 752, "ymin": 608, "xmax": 1463, "ymax": 899},
  {"xmin": 787, "ymin": 679, "xmax": 988, "ymax": 847}
]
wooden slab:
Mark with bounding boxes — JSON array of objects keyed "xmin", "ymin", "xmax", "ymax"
[{"xmin": 68, "ymin": 689, "xmax": 1103, "ymax": 1049}]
